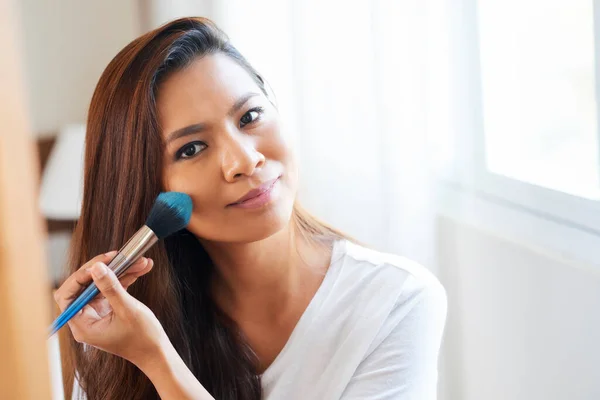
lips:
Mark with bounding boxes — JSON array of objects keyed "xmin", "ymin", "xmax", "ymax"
[{"xmin": 229, "ymin": 177, "xmax": 280, "ymax": 206}]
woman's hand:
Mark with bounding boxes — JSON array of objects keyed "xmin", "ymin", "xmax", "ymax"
[
  {"xmin": 53, "ymin": 252, "xmax": 167, "ymax": 366},
  {"xmin": 54, "ymin": 252, "xmax": 215, "ymax": 399}
]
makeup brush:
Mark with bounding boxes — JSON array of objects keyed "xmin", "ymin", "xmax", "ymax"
[{"xmin": 48, "ymin": 191, "xmax": 192, "ymax": 337}]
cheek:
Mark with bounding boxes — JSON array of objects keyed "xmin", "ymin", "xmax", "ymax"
[
  {"xmin": 162, "ymin": 163, "xmax": 218, "ymax": 210},
  {"xmin": 260, "ymin": 128, "xmax": 299, "ymax": 200},
  {"xmin": 164, "ymin": 169, "xmax": 224, "ymax": 239},
  {"xmin": 261, "ymin": 121, "xmax": 297, "ymax": 172}
]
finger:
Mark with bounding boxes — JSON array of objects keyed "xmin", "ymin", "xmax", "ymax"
[
  {"xmin": 123, "ymin": 257, "xmax": 150, "ymax": 275},
  {"xmin": 54, "ymin": 251, "xmax": 118, "ymax": 310},
  {"xmin": 121, "ymin": 258, "xmax": 153, "ymax": 290},
  {"xmin": 87, "ymin": 296, "xmax": 113, "ymax": 319},
  {"xmin": 66, "ymin": 303, "xmax": 98, "ymax": 327},
  {"xmin": 89, "ymin": 299, "xmax": 113, "ymax": 319},
  {"xmin": 90, "ymin": 262, "xmax": 134, "ymax": 315},
  {"xmin": 81, "ymin": 250, "xmax": 118, "ymax": 271},
  {"xmin": 117, "ymin": 257, "xmax": 150, "ymax": 285},
  {"xmin": 59, "ymin": 257, "xmax": 150, "ymax": 308},
  {"xmin": 67, "ymin": 304, "xmax": 102, "ymax": 343},
  {"xmin": 86, "ymin": 257, "xmax": 150, "ymax": 298},
  {"xmin": 80, "ymin": 303, "xmax": 103, "ymax": 322}
]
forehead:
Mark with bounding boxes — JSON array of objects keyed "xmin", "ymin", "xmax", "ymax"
[{"xmin": 156, "ymin": 53, "xmax": 261, "ymax": 131}]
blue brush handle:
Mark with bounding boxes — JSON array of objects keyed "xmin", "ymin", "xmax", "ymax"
[
  {"xmin": 49, "ymin": 283, "xmax": 100, "ymax": 336},
  {"xmin": 48, "ymin": 225, "xmax": 158, "ymax": 337}
]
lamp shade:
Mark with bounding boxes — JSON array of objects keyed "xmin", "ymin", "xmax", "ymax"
[{"xmin": 39, "ymin": 124, "xmax": 86, "ymax": 220}]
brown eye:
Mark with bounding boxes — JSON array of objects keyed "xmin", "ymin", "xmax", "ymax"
[
  {"xmin": 176, "ymin": 141, "xmax": 206, "ymax": 160},
  {"xmin": 240, "ymin": 107, "xmax": 264, "ymax": 128}
]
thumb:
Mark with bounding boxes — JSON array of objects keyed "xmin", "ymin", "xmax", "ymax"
[{"xmin": 90, "ymin": 262, "xmax": 133, "ymax": 314}]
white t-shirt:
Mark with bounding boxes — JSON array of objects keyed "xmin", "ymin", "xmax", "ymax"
[
  {"xmin": 73, "ymin": 240, "xmax": 447, "ymax": 399},
  {"xmin": 261, "ymin": 239, "xmax": 447, "ymax": 399}
]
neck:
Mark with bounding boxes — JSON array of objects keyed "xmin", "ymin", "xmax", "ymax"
[{"xmin": 199, "ymin": 219, "xmax": 332, "ymax": 320}]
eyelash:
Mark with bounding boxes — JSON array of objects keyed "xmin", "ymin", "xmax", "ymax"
[
  {"xmin": 174, "ymin": 107, "xmax": 265, "ymax": 160},
  {"xmin": 240, "ymin": 106, "xmax": 264, "ymax": 128},
  {"xmin": 175, "ymin": 141, "xmax": 207, "ymax": 160}
]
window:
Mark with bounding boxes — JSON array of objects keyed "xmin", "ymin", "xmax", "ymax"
[
  {"xmin": 477, "ymin": 0, "xmax": 600, "ymax": 200},
  {"xmin": 437, "ymin": 0, "xmax": 600, "ymax": 236}
]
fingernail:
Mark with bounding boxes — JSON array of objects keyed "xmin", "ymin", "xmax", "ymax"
[
  {"xmin": 104, "ymin": 250, "xmax": 117, "ymax": 257},
  {"xmin": 91, "ymin": 263, "xmax": 107, "ymax": 278}
]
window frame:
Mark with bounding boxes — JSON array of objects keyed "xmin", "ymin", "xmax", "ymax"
[{"xmin": 434, "ymin": 0, "xmax": 600, "ymax": 265}]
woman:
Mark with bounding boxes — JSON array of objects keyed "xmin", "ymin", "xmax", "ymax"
[{"xmin": 54, "ymin": 17, "xmax": 447, "ymax": 400}]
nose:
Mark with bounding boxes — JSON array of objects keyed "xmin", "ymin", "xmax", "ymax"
[{"xmin": 221, "ymin": 134, "xmax": 266, "ymax": 182}]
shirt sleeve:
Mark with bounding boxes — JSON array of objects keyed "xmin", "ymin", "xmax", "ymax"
[{"xmin": 340, "ymin": 274, "xmax": 447, "ymax": 400}]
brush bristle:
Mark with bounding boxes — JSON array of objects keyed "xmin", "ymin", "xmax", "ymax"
[{"xmin": 145, "ymin": 192, "xmax": 193, "ymax": 239}]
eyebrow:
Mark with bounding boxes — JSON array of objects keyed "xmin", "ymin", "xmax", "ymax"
[{"xmin": 165, "ymin": 92, "xmax": 260, "ymax": 144}]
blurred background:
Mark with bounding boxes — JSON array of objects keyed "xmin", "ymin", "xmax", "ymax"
[{"xmin": 11, "ymin": 0, "xmax": 600, "ymax": 399}]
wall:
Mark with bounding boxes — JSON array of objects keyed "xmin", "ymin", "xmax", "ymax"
[
  {"xmin": 17, "ymin": 0, "xmax": 140, "ymax": 136},
  {"xmin": 437, "ymin": 215, "xmax": 600, "ymax": 400}
]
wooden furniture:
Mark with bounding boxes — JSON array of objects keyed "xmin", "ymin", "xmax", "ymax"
[{"xmin": 0, "ymin": 1, "xmax": 53, "ymax": 398}]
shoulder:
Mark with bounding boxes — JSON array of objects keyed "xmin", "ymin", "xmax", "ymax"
[
  {"xmin": 332, "ymin": 239, "xmax": 447, "ymax": 338},
  {"xmin": 336, "ymin": 240, "xmax": 446, "ymax": 307},
  {"xmin": 335, "ymin": 240, "xmax": 447, "ymax": 352},
  {"xmin": 322, "ymin": 240, "xmax": 447, "ymax": 361}
]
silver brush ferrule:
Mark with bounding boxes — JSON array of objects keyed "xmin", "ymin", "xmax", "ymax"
[{"xmin": 106, "ymin": 225, "xmax": 158, "ymax": 278}]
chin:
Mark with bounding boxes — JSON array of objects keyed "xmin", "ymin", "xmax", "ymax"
[
  {"xmin": 237, "ymin": 220, "xmax": 287, "ymax": 243},
  {"xmin": 234, "ymin": 199, "xmax": 294, "ymax": 243}
]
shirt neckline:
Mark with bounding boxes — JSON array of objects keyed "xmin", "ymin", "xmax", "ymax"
[{"xmin": 260, "ymin": 239, "xmax": 347, "ymax": 382}]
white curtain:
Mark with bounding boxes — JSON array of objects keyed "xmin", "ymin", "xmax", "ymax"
[{"xmin": 143, "ymin": 0, "xmax": 441, "ymax": 272}]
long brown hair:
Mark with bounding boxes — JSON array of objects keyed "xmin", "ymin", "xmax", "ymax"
[{"xmin": 64, "ymin": 17, "xmax": 348, "ymax": 400}]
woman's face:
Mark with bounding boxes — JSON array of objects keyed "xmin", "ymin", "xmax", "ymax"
[{"xmin": 157, "ymin": 53, "xmax": 297, "ymax": 243}]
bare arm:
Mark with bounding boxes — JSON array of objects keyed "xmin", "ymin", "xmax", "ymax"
[{"xmin": 135, "ymin": 336, "xmax": 214, "ymax": 400}]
